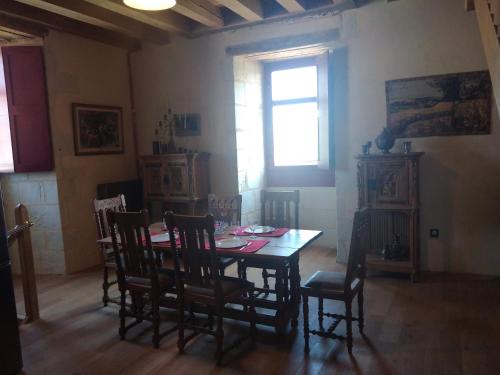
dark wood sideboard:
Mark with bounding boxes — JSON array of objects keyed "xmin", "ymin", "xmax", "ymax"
[
  {"xmin": 139, "ymin": 153, "xmax": 210, "ymax": 218},
  {"xmin": 357, "ymin": 152, "xmax": 423, "ymax": 282}
]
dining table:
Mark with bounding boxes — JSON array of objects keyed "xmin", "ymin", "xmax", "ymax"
[{"xmin": 98, "ymin": 225, "xmax": 323, "ymax": 334}]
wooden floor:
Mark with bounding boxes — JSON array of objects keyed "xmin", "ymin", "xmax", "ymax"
[{"xmin": 13, "ymin": 246, "xmax": 500, "ymax": 375}]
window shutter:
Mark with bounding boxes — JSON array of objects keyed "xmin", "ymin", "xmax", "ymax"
[
  {"xmin": 2, "ymin": 46, "xmax": 53, "ymax": 172},
  {"xmin": 317, "ymin": 50, "xmax": 337, "ymax": 171}
]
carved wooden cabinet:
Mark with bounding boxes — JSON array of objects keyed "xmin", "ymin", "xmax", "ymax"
[
  {"xmin": 357, "ymin": 152, "xmax": 423, "ymax": 282},
  {"xmin": 139, "ymin": 153, "xmax": 210, "ymax": 217}
]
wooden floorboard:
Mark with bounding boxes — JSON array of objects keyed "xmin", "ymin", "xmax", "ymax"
[{"xmin": 12, "ymin": 246, "xmax": 500, "ymax": 375}]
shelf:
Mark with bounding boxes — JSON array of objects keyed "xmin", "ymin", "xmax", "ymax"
[{"xmin": 366, "ymin": 254, "xmax": 413, "ymax": 273}]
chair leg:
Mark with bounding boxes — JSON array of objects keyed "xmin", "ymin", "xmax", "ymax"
[
  {"xmin": 102, "ymin": 265, "xmax": 109, "ymax": 306},
  {"xmin": 152, "ymin": 294, "xmax": 160, "ymax": 349},
  {"xmin": 303, "ymin": 293, "xmax": 310, "ymax": 353},
  {"xmin": 249, "ymin": 286, "xmax": 257, "ymax": 347},
  {"xmin": 262, "ymin": 269, "xmax": 270, "ymax": 296},
  {"xmin": 119, "ymin": 288, "xmax": 127, "ymax": 340},
  {"xmin": 318, "ymin": 297, "xmax": 324, "ymax": 330},
  {"xmin": 358, "ymin": 286, "xmax": 364, "ymax": 335},
  {"xmin": 177, "ymin": 301, "xmax": 185, "ymax": 354},
  {"xmin": 237, "ymin": 260, "xmax": 244, "ymax": 279},
  {"xmin": 345, "ymin": 300, "xmax": 353, "ymax": 355},
  {"xmin": 215, "ymin": 314, "xmax": 224, "ymax": 366}
]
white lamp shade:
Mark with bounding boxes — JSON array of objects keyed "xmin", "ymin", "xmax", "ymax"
[{"xmin": 123, "ymin": 0, "xmax": 176, "ymax": 11}]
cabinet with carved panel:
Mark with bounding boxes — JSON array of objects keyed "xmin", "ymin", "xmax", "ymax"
[
  {"xmin": 357, "ymin": 152, "xmax": 423, "ymax": 282},
  {"xmin": 139, "ymin": 153, "xmax": 210, "ymax": 218}
]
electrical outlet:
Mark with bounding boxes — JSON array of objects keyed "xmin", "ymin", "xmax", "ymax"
[{"xmin": 430, "ymin": 228, "xmax": 439, "ymax": 238}]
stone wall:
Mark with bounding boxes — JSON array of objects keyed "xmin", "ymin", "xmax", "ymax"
[
  {"xmin": 234, "ymin": 56, "xmax": 265, "ymax": 225},
  {"xmin": 1, "ymin": 172, "xmax": 64, "ymax": 274}
]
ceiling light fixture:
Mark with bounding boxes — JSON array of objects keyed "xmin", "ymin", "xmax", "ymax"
[{"xmin": 123, "ymin": 0, "xmax": 176, "ymax": 11}]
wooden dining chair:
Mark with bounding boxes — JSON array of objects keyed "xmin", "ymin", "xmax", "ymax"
[
  {"xmin": 301, "ymin": 209, "xmax": 370, "ymax": 355},
  {"xmin": 109, "ymin": 210, "xmax": 178, "ymax": 348},
  {"xmin": 165, "ymin": 212, "xmax": 256, "ymax": 366},
  {"xmin": 241, "ymin": 190, "xmax": 300, "ymax": 296},
  {"xmin": 207, "ymin": 193, "xmax": 242, "ymax": 276},
  {"xmin": 93, "ymin": 194, "xmax": 126, "ymax": 306}
]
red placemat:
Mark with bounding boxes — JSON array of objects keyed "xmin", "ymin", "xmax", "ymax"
[
  {"xmin": 231, "ymin": 226, "xmax": 289, "ymax": 237},
  {"xmin": 214, "ymin": 239, "xmax": 269, "ymax": 253}
]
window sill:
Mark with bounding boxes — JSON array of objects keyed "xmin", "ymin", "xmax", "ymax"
[{"xmin": 266, "ymin": 166, "xmax": 335, "ymax": 187}]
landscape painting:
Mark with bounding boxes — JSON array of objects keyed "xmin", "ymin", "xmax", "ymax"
[{"xmin": 386, "ymin": 71, "xmax": 491, "ymax": 138}]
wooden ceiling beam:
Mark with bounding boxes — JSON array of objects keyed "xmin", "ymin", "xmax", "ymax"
[
  {"xmin": 0, "ymin": 1, "xmax": 141, "ymax": 50},
  {"xmin": 12, "ymin": 0, "xmax": 171, "ymax": 44},
  {"xmin": 85, "ymin": 0, "xmax": 192, "ymax": 35},
  {"xmin": 0, "ymin": 12, "xmax": 47, "ymax": 37},
  {"xmin": 173, "ymin": 0, "xmax": 223, "ymax": 28},
  {"xmin": 215, "ymin": 0, "xmax": 263, "ymax": 21},
  {"xmin": 276, "ymin": 0, "xmax": 305, "ymax": 13}
]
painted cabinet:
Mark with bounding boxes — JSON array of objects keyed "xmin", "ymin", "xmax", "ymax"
[
  {"xmin": 357, "ymin": 152, "xmax": 423, "ymax": 282},
  {"xmin": 139, "ymin": 153, "xmax": 210, "ymax": 216}
]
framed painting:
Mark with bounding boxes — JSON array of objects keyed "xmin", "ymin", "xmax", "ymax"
[
  {"xmin": 386, "ymin": 70, "xmax": 491, "ymax": 138},
  {"xmin": 72, "ymin": 103, "xmax": 124, "ymax": 155},
  {"xmin": 173, "ymin": 113, "xmax": 201, "ymax": 137}
]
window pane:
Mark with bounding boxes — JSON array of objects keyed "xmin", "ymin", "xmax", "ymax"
[
  {"xmin": 271, "ymin": 66, "xmax": 317, "ymax": 101},
  {"xmin": 0, "ymin": 51, "xmax": 13, "ymax": 173},
  {"xmin": 272, "ymin": 102, "xmax": 318, "ymax": 166}
]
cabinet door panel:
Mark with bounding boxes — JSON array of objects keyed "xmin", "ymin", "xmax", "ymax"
[
  {"xmin": 366, "ymin": 161, "xmax": 409, "ymax": 207},
  {"xmin": 164, "ymin": 159, "xmax": 190, "ymax": 198},
  {"xmin": 142, "ymin": 162, "xmax": 164, "ymax": 198}
]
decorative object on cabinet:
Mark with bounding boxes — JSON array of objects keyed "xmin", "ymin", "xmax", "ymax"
[
  {"xmin": 374, "ymin": 128, "xmax": 395, "ymax": 154},
  {"xmin": 361, "ymin": 141, "xmax": 372, "ymax": 155},
  {"xmin": 173, "ymin": 113, "xmax": 201, "ymax": 137},
  {"xmin": 357, "ymin": 152, "xmax": 423, "ymax": 282},
  {"xmin": 139, "ymin": 152, "xmax": 210, "ymax": 217},
  {"xmin": 154, "ymin": 107, "xmax": 177, "ymax": 155},
  {"xmin": 386, "ymin": 70, "xmax": 491, "ymax": 138},
  {"xmin": 72, "ymin": 104, "xmax": 123, "ymax": 156},
  {"xmin": 402, "ymin": 141, "xmax": 412, "ymax": 154}
]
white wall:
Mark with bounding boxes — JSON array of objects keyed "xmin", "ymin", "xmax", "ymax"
[
  {"xmin": 44, "ymin": 31, "xmax": 138, "ymax": 273},
  {"xmin": 334, "ymin": 0, "xmax": 499, "ymax": 275},
  {"xmin": 131, "ymin": 0, "xmax": 499, "ymax": 274},
  {"xmin": 131, "ymin": 12, "xmax": 342, "ymax": 248},
  {"xmin": 234, "ymin": 56, "xmax": 266, "ymax": 225}
]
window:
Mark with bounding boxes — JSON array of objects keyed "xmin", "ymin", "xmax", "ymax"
[
  {"xmin": 264, "ymin": 55, "xmax": 334, "ymax": 187},
  {"xmin": 0, "ymin": 50, "xmax": 14, "ymax": 173}
]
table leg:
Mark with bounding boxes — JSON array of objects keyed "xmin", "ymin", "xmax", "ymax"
[
  {"xmin": 274, "ymin": 263, "xmax": 286, "ymax": 334},
  {"xmin": 289, "ymin": 253, "xmax": 301, "ymax": 328}
]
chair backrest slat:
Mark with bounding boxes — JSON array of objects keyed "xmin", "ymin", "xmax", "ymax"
[
  {"xmin": 344, "ymin": 209, "xmax": 370, "ymax": 292},
  {"xmin": 110, "ymin": 210, "xmax": 158, "ymax": 284},
  {"xmin": 165, "ymin": 212, "xmax": 222, "ymax": 298},
  {"xmin": 261, "ymin": 190, "xmax": 300, "ymax": 229},
  {"xmin": 207, "ymin": 194, "xmax": 242, "ymax": 226},
  {"xmin": 93, "ymin": 194, "xmax": 126, "ymax": 240}
]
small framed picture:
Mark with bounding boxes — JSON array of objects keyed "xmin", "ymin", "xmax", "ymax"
[
  {"xmin": 174, "ymin": 113, "xmax": 201, "ymax": 137},
  {"xmin": 72, "ymin": 103, "xmax": 124, "ymax": 155}
]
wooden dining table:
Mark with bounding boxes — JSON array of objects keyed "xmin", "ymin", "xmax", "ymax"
[{"xmin": 98, "ymin": 227, "xmax": 323, "ymax": 334}]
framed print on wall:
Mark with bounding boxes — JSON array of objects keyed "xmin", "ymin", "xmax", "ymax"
[
  {"xmin": 386, "ymin": 70, "xmax": 491, "ymax": 138},
  {"xmin": 72, "ymin": 103, "xmax": 124, "ymax": 156}
]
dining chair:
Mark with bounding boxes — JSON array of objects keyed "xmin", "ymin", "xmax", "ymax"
[
  {"xmin": 93, "ymin": 194, "xmax": 126, "ymax": 306},
  {"xmin": 109, "ymin": 210, "xmax": 178, "ymax": 348},
  {"xmin": 207, "ymin": 193, "xmax": 242, "ymax": 276},
  {"xmin": 241, "ymin": 190, "xmax": 300, "ymax": 297},
  {"xmin": 165, "ymin": 211, "xmax": 257, "ymax": 366},
  {"xmin": 301, "ymin": 209, "xmax": 370, "ymax": 355}
]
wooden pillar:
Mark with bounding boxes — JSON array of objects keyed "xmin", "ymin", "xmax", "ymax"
[{"xmin": 15, "ymin": 204, "xmax": 39, "ymax": 323}]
